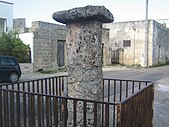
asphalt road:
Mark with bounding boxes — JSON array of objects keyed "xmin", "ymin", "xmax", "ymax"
[
  {"xmin": 103, "ymin": 65, "xmax": 169, "ymax": 127},
  {"xmin": 19, "ymin": 65, "xmax": 169, "ymax": 82},
  {"xmin": 103, "ymin": 65, "xmax": 169, "ymax": 81},
  {"xmin": 20, "ymin": 65, "xmax": 169, "ymax": 127},
  {"xmin": 2, "ymin": 65, "xmax": 169, "ymax": 127}
]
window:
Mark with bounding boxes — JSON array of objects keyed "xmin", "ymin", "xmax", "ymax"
[
  {"xmin": 1, "ymin": 57, "xmax": 10, "ymax": 65},
  {"xmin": 9, "ymin": 58, "xmax": 17, "ymax": 65},
  {"xmin": 123, "ymin": 40, "xmax": 131, "ymax": 47},
  {"xmin": 0, "ymin": 57, "xmax": 17, "ymax": 65}
]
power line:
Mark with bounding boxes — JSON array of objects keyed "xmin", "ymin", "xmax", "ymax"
[{"xmin": 149, "ymin": 2, "xmax": 169, "ymax": 13}]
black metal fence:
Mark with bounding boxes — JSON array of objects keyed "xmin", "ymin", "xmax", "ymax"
[{"xmin": 0, "ymin": 76, "xmax": 154, "ymax": 127}]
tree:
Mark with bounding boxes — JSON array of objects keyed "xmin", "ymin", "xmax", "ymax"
[{"xmin": 0, "ymin": 32, "xmax": 31, "ymax": 63}]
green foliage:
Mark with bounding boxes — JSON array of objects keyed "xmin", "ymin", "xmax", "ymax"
[
  {"xmin": 0, "ymin": 32, "xmax": 31, "ymax": 63},
  {"xmin": 166, "ymin": 59, "xmax": 169, "ymax": 64}
]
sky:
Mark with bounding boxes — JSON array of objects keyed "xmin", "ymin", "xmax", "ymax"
[{"xmin": 6, "ymin": 0, "xmax": 169, "ymax": 27}]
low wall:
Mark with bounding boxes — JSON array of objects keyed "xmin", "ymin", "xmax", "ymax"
[{"xmin": 19, "ymin": 63, "xmax": 33, "ymax": 74}]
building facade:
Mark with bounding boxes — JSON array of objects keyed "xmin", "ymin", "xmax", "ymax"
[
  {"xmin": 32, "ymin": 21, "xmax": 66, "ymax": 71},
  {"xmin": 17, "ymin": 18, "xmax": 169, "ymax": 70},
  {"xmin": 18, "ymin": 21, "xmax": 67, "ymax": 71},
  {"xmin": 17, "ymin": 20, "xmax": 111, "ymax": 71},
  {"xmin": 104, "ymin": 20, "xmax": 169, "ymax": 67},
  {"xmin": 13, "ymin": 18, "xmax": 28, "ymax": 33},
  {"xmin": 157, "ymin": 18, "xmax": 169, "ymax": 28},
  {"xmin": 0, "ymin": 0, "xmax": 13, "ymax": 34}
]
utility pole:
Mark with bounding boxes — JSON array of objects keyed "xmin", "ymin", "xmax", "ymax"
[
  {"xmin": 144, "ymin": 0, "xmax": 149, "ymax": 67},
  {"xmin": 146, "ymin": 0, "xmax": 149, "ymax": 20}
]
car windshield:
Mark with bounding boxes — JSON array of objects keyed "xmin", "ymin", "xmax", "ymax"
[{"xmin": 1, "ymin": 57, "xmax": 17, "ymax": 65}]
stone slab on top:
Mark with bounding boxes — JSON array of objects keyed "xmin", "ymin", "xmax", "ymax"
[{"xmin": 53, "ymin": 5, "xmax": 114, "ymax": 24}]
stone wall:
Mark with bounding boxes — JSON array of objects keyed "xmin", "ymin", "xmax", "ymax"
[
  {"xmin": 19, "ymin": 63, "xmax": 33, "ymax": 74},
  {"xmin": 31, "ymin": 21, "xmax": 66, "ymax": 71},
  {"xmin": 102, "ymin": 28, "xmax": 111, "ymax": 66},
  {"xmin": 104, "ymin": 20, "xmax": 169, "ymax": 67},
  {"xmin": 13, "ymin": 18, "xmax": 28, "ymax": 33},
  {"xmin": 104, "ymin": 20, "xmax": 148, "ymax": 66},
  {"xmin": 31, "ymin": 21, "xmax": 110, "ymax": 71},
  {"xmin": 15, "ymin": 18, "xmax": 169, "ymax": 69},
  {"xmin": 152, "ymin": 20, "xmax": 169, "ymax": 65},
  {"xmin": 157, "ymin": 18, "xmax": 169, "ymax": 28}
]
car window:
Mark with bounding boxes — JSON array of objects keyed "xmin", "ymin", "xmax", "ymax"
[
  {"xmin": 1, "ymin": 58, "xmax": 10, "ymax": 65},
  {"xmin": 1, "ymin": 57, "xmax": 17, "ymax": 66},
  {"xmin": 9, "ymin": 58, "xmax": 17, "ymax": 65}
]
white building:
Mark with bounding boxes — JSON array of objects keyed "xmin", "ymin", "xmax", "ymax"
[
  {"xmin": 0, "ymin": 0, "xmax": 13, "ymax": 34},
  {"xmin": 104, "ymin": 20, "xmax": 169, "ymax": 67}
]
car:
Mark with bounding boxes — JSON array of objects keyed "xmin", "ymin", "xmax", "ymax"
[{"xmin": 0, "ymin": 56, "xmax": 21, "ymax": 83}]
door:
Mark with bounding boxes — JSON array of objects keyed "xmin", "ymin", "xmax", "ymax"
[
  {"xmin": 57, "ymin": 40, "xmax": 65, "ymax": 67},
  {"xmin": 111, "ymin": 48, "xmax": 124, "ymax": 64},
  {"xmin": 111, "ymin": 50, "xmax": 119, "ymax": 64}
]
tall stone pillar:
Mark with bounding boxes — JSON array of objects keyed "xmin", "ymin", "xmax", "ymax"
[{"xmin": 53, "ymin": 5, "xmax": 113, "ymax": 126}]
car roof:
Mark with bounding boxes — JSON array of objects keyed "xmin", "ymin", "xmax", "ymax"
[
  {"xmin": 0, "ymin": 56, "xmax": 15, "ymax": 58},
  {"xmin": 0, "ymin": 56, "xmax": 17, "ymax": 61}
]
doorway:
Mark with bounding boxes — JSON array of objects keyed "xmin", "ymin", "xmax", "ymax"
[{"xmin": 57, "ymin": 40, "xmax": 65, "ymax": 67}]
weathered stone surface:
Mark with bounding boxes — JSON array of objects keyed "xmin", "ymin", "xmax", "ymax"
[
  {"xmin": 31, "ymin": 21, "xmax": 66, "ymax": 71},
  {"xmin": 53, "ymin": 5, "xmax": 114, "ymax": 24},
  {"xmin": 103, "ymin": 20, "xmax": 169, "ymax": 67},
  {"xmin": 53, "ymin": 5, "xmax": 114, "ymax": 126},
  {"xmin": 66, "ymin": 21, "xmax": 103, "ymax": 127}
]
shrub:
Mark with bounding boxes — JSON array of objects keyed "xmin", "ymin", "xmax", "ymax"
[{"xmin": 0, "ymin": 32, "xmax": 31, "ymax": 63}]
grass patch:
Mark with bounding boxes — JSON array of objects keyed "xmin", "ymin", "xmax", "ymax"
[{"xmin": 37, "ymin": 67, "xmax": 67, "ymax": 74}]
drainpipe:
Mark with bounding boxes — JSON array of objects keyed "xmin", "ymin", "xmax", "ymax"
[{"xmin": 132, "ymin": 24, "xmax": 136, "ymax": 66}]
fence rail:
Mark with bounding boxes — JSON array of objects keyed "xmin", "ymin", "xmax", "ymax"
[
  {"xmin": 0, "ymin": 76, "xmax": 154, "ymax": 127},
  {"xmin": 0, "ymin": 76, "xmax": 67, "ymax": 96}
]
